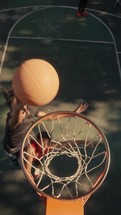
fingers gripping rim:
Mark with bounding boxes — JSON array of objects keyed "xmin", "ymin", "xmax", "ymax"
[{"xmin": 21, "ymin": 111, "xmax": 110, "ymax": 200}]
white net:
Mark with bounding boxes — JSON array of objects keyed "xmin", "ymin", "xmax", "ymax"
[{"xmin": 21, "ymin": 111, "xmax": 110, "ymax": 200}]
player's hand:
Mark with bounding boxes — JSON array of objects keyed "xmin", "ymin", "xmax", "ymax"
[{"xmin": 74, "ymin": 103, "xmax": 88, "ymax": 114}]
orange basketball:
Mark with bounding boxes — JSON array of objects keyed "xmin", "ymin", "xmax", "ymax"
[{"xmin": 12, "ymin": 59, "xmax": 60, "ymax": 106}]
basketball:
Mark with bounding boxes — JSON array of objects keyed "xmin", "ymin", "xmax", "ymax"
[{"xmin": 12, "ymin": 59, "xmax": 60, "ymax": 106}]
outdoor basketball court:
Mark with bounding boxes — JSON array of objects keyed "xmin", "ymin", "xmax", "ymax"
[{"xmin": 0, "ymin": 1, "xmax": 121, "ymax": 215}]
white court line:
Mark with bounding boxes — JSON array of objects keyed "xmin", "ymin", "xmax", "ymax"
[
  {"xmin": 86, "ymin": 7, "xmax": 121, "ymax": 19},
  {"xmin": 10, "ymin": 36, "xmax": 114, "ymax": 45},
  {"xmin": 0, "ymin": 9, "xmax": 41, "ymax": 76},
  {"xmin": 0, "ymin": 5, "xmax": 121, "ymax": 19},
  {"xmin": 88, "ymin": 12, "xmax": 121, "ymax": 80},
  {"xmin": 0, "ymin": 5, "xmax": 121, "ymax": 81}
]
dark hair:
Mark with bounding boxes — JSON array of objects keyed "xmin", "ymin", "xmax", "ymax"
[{"xmin": 37, "ymin": 131, "xmax": 51, "ymax": 140}]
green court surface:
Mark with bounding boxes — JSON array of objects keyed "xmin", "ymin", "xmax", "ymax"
[{"xmin": 0, "ymin": 1, "xmax": 121, "ymax": 215}]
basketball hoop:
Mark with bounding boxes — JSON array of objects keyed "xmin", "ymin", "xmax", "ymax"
[{"xmin": 21, "ymin": 111, "xmax": 110, "ymax": 214}]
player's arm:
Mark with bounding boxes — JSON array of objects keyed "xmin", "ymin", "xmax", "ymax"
[
  {"xmin": 55, "ymin": 103, "xmax": 88, "ymax": 119},
  {"xmin": 35, "ymin": 110, "xmax": 48, "ymax": 117},
  {"xmin": 36, "ymin": 103, "xmax": 88, "ymax": 120},
  {"xmin": 74, "ymin": 103, "xmax": 88, "ymax": 114}
]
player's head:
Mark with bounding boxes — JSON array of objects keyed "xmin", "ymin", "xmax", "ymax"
[{"xmin": 37, "ymin": 131, "xmax": 51, "ymax": 146}]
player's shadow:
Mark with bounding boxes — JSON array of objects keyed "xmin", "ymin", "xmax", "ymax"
[{"xmin": 0, "ymin": 170, "xmax": 45, "ymax": 215}]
